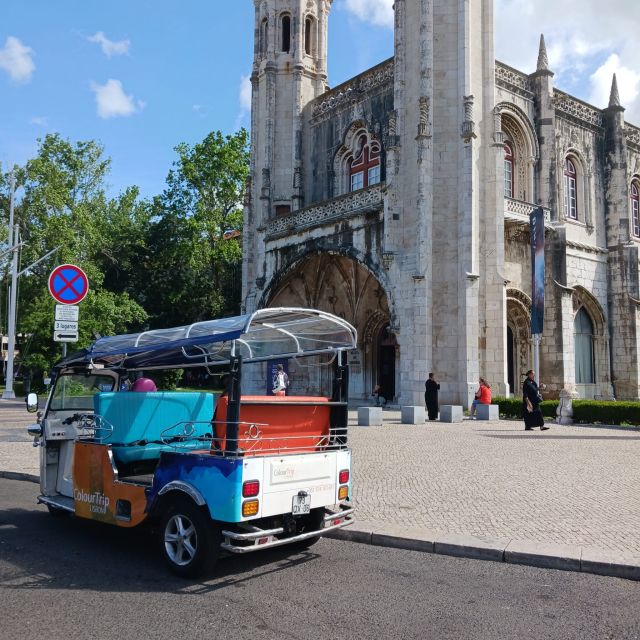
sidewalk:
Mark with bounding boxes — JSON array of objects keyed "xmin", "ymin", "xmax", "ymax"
[{"xmin": 1, "ymin": 400, "xmax": 639, "ymax": 580}]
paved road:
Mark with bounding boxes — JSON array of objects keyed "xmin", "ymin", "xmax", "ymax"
[
  {"xmin": 1, "ymin": 401, "xmax": 640, "ymax": 558},
  {"xmin": 1, "ymin": 479, "xmax": 639, "ymax": 640}
]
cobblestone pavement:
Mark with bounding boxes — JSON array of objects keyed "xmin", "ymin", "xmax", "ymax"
[
  {"xmin": 349, "ymin": 412, "xmax": 640, "ymax": 555},
  {"xmin": 1, "ymin": 400, "xmax": 639, "ymax": 556}
]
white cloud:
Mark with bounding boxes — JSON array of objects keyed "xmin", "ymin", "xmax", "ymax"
[
  {"xmin": 342, "ymin": 0, "xmax": 393, "ymax": 28},
  {"xmin": 235, "ymin": 74, "xmax": 252, "ymax": 129},
  {"xmin": 30, "ymin": 116, "xmax": 48, "ymax": 126},
  {"xmin": 0, "ymin": 36, "xmax": 35, "ymax": 83},
  {"xmin": 589, "ymin": 54, "xmax": 640, "ymax": 111},
  {"xmin": 87, "ymin": 31, "xmax": 130, "ymax": 57},
  {"xmin": 340, "ymin": 0, "xmax": 640, "ymax": 123},
  {"xmin": 90, "ymin": 79, "xmax": 144, "ymax": 119}
]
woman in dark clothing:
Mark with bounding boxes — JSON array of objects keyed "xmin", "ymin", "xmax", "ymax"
[
  {"xmin": 522, "ymin": 370, "xmax": 549, "ymax": 431},
  {"xmin": 424, "ymin": 373, "xmax": 440, "ymax": 421}
]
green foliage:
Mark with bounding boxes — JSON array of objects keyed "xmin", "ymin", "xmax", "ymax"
[
  {"xmin": 492, "ymin": 396, "xmax": 559, "ymax": 418},
  {"xmin": 153, "ymin": 369, "xmax": 184, "ymax": 391},
  {"xmin": 571, "ymin": 400, "xmax": 640, "ymax": 425},
  {"xmin": 1, "ymin": 134, "xmax": 148, "ymax": 374},
  {"xmin": 1, "ymin": 128, "xmax": 249, "ymax": 380},
  {"xmin": 140, "ymin": 129, "xmax": 249, "ymax": 327}
]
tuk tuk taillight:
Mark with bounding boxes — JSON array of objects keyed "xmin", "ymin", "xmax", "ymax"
[
  {"xmin": 242, "ymin": 480, "xmax": 260, "ymax": 497},
  {"xmin": 339, "ymin": 469, "xmax": 349, "ymax": 484}
]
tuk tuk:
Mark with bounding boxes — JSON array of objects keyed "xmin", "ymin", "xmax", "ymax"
[{"xmin": 26, "ymin": 308, "xmax": 355, "ymax": 577}]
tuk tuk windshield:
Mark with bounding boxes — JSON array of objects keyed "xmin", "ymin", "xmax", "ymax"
[{"xmin": 50, "ymin": 374, "xmax": 116, "ymax": 411}]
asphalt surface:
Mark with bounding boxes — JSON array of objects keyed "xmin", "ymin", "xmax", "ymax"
[{"xmin": 1, "ymin": 479, "xmax": 639, "ymax": 640}]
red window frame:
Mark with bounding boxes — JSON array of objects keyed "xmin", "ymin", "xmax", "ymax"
[
  {"xmin": 504, "ymin": 143, "xmax": 514, "ymax": 199},
  {"xmin": 632, "ymin": 182, "xmax": 640, "ymax": 238},
  {"xmin": 564, "ymin": 158, "xmax": 578, "ymax": 220},
  {"xmin": 349, "ymin": 135, "xmax": 380, "ymax": 192}
]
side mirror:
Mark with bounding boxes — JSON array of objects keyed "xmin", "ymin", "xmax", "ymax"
[{"xmin": 26, "ymin": 392, "xmax": 38, "ymax": 413}]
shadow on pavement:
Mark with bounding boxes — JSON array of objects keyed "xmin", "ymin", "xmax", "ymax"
[
  {"xmin": 483, "ymin": 434, "xmax": 640, "ymax": 441},
  {"xmin": 0, "ymin": 506, "xmax": 321, "ymax": 594}
]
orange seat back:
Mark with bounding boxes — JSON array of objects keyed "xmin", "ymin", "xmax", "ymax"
[{"xmin": 213, "ymin": 395, "xmax": 331, "ymax": 455}]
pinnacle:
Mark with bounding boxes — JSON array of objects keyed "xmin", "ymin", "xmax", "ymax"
[
  {"xmin": 609, "ymin": 73, "xmax": 622, "ymax": 109},
  {"xmin": 536, "ymin": 34, "xmax": 549, "ymax": 72}
]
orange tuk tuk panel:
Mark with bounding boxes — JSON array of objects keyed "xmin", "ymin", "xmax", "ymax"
[
  {"xmin": 73, "ymin": 442, "xmax": 148, "ymax": 528},
  {"xmin": 214, "ymin": 396, "xmax": 331, "ymax": 455}
]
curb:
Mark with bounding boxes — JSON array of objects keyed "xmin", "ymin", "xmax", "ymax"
[
  {"xmin": 326, "ymin": 525, "xmax": 640, "ymax": 582},
  {"xmin": 0, "ymin": 470, "xmax": 39, "ymax": 483},
  {"xmin": 3, "ymin": 473, "xmax": 639, "ymax": 581}
]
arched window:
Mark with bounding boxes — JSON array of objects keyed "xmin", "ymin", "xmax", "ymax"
[
  {"xmin": 574, "ymin": 307, "xmax": 595, "ymax": 384},
  {"xmin": 281, "ymin": 15, "xmax": 291, "ymax": 53},
  {"xmin": 260, "ymin": 18, "xmax": 268, "ymax": 55},
  {"xmin": 349, "ymin": 135, "xmax": 380, "ymax": 192},
  {"xmin": 305, "ymin": 17, "xmax": 314, "ymax": 55},
  {"xmin": 631, "ymin": 182, "xmax": 640, "ymax": 238},
  {"xmin": 504, "ymin": 142, "xmax": 514, "ymax": 199},
  {"xmin": 564, "ymin": 158, "xmax": 578, "ymax": 220}
]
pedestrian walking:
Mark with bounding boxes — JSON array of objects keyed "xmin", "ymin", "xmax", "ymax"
[
  {"xmin": 522, "ymin": 370, "xmax": 549, "ymax": 431},
  {"xmin": 469, "ymin": 378, "xmax": 492, "ymax": 419},
  {"xmin": 424, "ymin": 373, "xmax": 440, "ymax": 421}
]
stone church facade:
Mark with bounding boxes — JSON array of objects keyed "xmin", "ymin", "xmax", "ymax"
[{"xmin": 242, "ymin": 0, "xmax": 640, "ymax": 406}]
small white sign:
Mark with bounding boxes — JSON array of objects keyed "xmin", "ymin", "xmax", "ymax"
[
  {"xmin": 54, "ymin": 320, "xmax": 78, "ymax": 332},
  {"xmin": 55, "ymin": 305, "xmax": 79, "ymax": 321},
  {"xmin": 53, "ymin": 330, "xmax": 78, "ymax": 343}
]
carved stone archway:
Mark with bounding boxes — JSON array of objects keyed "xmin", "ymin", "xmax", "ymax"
[
  {"xmin": 267, "ymin": 253, "xmax": 391, "ymax": 399},
  {"xmin": 506, "ymin": 288, "xmax": 532, "ymax": 394}
]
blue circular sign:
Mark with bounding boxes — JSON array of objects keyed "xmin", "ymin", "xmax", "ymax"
[{"xmin": 48, "ymin": 264, "xmax": 89, "ymax": 305}]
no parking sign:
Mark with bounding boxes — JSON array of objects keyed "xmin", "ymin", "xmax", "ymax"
[{"xmin": 48, "ymin": 264, "xmax": 89, "ymax": 305}]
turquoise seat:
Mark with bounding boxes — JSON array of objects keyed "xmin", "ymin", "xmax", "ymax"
[{"xmin": 93, "ymin": 392, "xmax": 215, "ymax": 465}]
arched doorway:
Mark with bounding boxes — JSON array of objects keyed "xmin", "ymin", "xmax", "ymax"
[
  {"xmin": 507, "ymin": 325, "xmax": 515, "ymax": 395},
  {"xmin": 377, "ymin": 325, "xmax": 397, "ymax": 403},
  {"xmin": 266, "ymin": 253, "xmax": 391, "ymax": 400}
]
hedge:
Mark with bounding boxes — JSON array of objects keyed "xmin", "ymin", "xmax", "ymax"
[
  {"xmin": 492, "ymin": 396, "xmax": 558, "ymax": 419},
  {"xmin": 571, "ymin": 400, "xmax": 640, "ymax": 425},
  {"xmin": 493, "ymin": 397, "xmax": 640, "ymax": 425}
]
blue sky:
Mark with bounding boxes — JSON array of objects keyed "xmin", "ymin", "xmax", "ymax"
[{"xmin": 1, "ymin": 0, "xmax": 638, "ymax": 199}]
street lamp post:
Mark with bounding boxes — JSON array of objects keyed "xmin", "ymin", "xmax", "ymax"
[{"xmin": 2, "ymin": 173, "xmax": 18, "ymax": 400}]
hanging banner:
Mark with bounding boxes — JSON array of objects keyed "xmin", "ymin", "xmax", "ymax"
[{"xmin": 530, "ymin": 207, "xmax": 545, "ymax": 335}]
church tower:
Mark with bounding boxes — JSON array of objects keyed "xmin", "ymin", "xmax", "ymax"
[
  {"xmin": 386, "ymin": 0, "xmax": 505, "ymax": 405},
  {"xmin": 244, "ymin": 0, "xmax": 332, "ymax": 311}
]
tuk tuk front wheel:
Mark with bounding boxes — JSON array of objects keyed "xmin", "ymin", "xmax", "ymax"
[{"xmin": 159, "ymin": 497, "xmax": 220, "ymax": 578}]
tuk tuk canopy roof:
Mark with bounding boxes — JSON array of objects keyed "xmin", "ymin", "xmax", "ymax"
[{"xmin": 59, "ymin": 308, "xmax": 357, "ymax": 371}]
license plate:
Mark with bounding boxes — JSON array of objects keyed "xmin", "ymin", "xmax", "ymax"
[{"xmin": 292, "ymin": 492, "xmax": 311, "ymax": 516}]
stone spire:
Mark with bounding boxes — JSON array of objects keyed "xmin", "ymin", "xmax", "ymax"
[
  {"xmin": 608, "ymin": 73, "xmax": 622, "ymax": 109},
  {"xmin": 536, "ymin": 34, "xmax": 549, "ymax": 72}
]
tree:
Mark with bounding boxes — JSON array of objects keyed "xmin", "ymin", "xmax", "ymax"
[
  {"xmin": 3, "ymin": 134, "xmax": 148, "ymax": 377},
  {"xmin": 139, "ymin": 129, "xmax": 249, "ymax": 327}
]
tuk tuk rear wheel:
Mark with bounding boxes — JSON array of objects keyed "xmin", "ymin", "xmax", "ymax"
[{"xmin": 159, "ymin": 497, "xmax": 220, "ymax": 578}]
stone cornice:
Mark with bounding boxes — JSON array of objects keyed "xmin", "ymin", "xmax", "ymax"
[
  {"xmin": 626, "ymin": 124, "xmax": 640, "ymax": 151},
  {"xmin": 495, "ymin": 61, "xmax": 534, "ymax": 99},
  {"xmin": 310, "ymin": 58, "xmax": 394, "ymax": 121},
  {"xmin": 265, "ymin": 184, "xmax": 384, "ymax": 240},
  {"xmin": 565, "ymin": 240, "xmax": 608, "ymax": 255},
  {"xmin": 553, "ymin": 90, "xmax": 604, "ymax": 131}
]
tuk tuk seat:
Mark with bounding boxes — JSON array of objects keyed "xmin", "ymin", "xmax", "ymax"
[{"xmin": 93, "ymin": 392, "xmax": 215, "ymax": 465}]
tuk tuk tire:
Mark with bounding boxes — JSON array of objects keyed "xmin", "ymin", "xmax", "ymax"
[
  {"xmin": 292, "ymin": 508, "xmax": 324, "ymax": 549},
  {"xmin": 159, "ymin": 496, "xmax": 220, "ymax": 579}
]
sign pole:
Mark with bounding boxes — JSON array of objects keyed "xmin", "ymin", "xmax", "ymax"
[{"xmin": 2, "ymin": 172, "xmax": 17, "ymax": 400}]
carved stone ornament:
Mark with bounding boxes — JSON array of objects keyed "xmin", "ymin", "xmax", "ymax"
[
  {"xmin": 417, "ymin": 97, "xmax": 431, "ymax": 138},
  {"xmin": 461, "ymin": 95, "xmax": 477, "ymax": 143}
]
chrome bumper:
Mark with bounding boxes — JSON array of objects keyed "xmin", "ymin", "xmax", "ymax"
[{"xmin": 221, "ymin": 505, "xmax": 354, "ymax": 554}]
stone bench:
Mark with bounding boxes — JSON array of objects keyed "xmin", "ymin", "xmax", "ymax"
[
  {"xmin": 401, "ymin": 406, "xmax": 426, "ymax": 424},
  {"xmin": 476, "ymin": 404, "xmax": 499, "ymax": 420},
  {"xmin": 440, "ymin": 405, "xmax": 463, "ymax": 423},
  {"xmin": 358, "ymin": 406, "xmax": 383, "ymax": 426}
]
